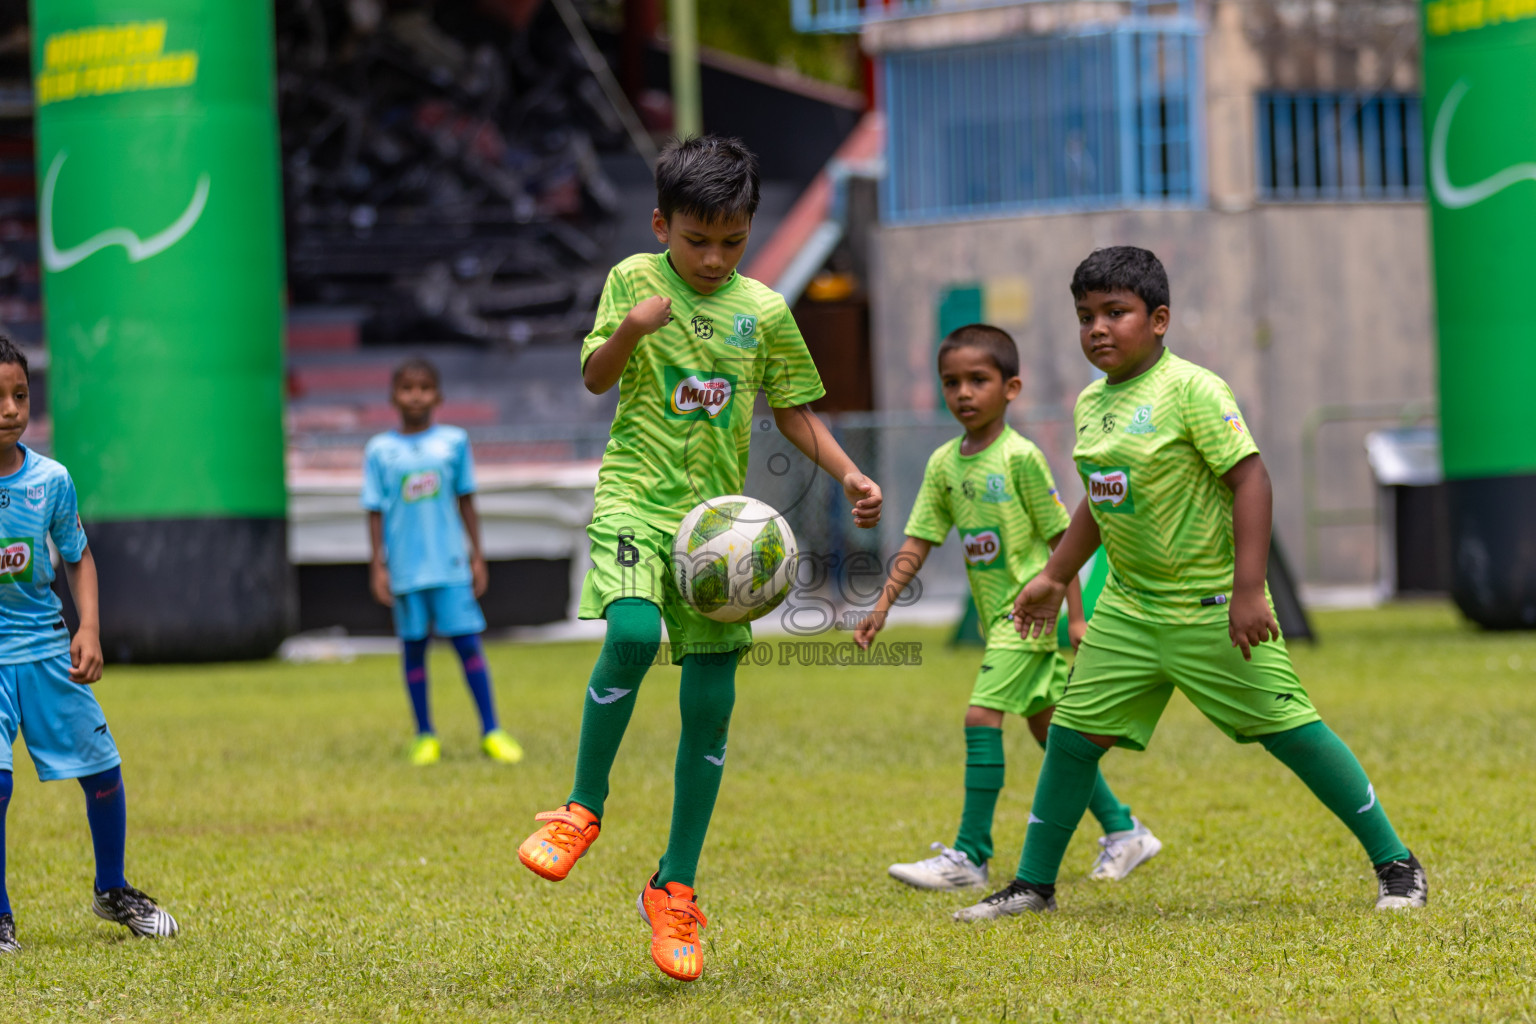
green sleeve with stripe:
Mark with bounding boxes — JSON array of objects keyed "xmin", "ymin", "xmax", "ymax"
[
  {"xmin": 1012, "ymin": 444, "xmax": 1071, "ymax": 543},
  {"xmin": 903, "ymin": 448, "xmax": 953, "ymax": 544},
  {"xmin": 1180, "ymin": 371, "xmax": 1259, "ymax": 477},
  {"xmin": 761, "ymin": 300, "xmax": 826, "ymax": 409},
  {"xmin": 580, "ymin": 267, "xmax": 636, "ymax": 371}
]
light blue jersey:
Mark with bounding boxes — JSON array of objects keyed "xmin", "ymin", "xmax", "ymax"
[
  {"xmin": 361, "ymin": 424, "xmax": 477, "ymax": 594},
  {"xmin": 0, "ymin": 445, "xmax": 88, "ymax": 664}
]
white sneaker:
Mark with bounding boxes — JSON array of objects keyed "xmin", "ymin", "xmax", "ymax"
[
  {"xmin": 1088, "ymin": 817, "xmax": 1162, "ymax": 881},
  {"xmin": 888, "ymin": 842, "xmax": 989, "ymax": 890}
]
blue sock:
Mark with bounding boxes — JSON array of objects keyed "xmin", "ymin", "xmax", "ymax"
[
  {"xmin": 450, "ymin": 634, "xmax": 499, "ymax": 734},
  {"xmin": 403, "ymin": 638, "xmax": 433, "ymax": 735},
  {"xmin": 0, "ymin": 770, "xmax": 12, "ymax": 915},
  {"xmin": 79, "ymin": 767, "xmax": 127, "ymax": 892}
]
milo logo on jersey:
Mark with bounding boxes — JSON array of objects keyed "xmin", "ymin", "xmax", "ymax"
[
  {"xmin": 0, "ymin": 538, "xmax": 34, "ymax": 583},
  {"xmin": 960, "ymin": 527, "xmax": 1005, "ymax": 569},
  {"xmin": 401, "ymin": 470, "xmax": 442, "ymax": 503},
  {"xmin": 664, "ymin": 366, "xmax": 738, "ymax": 427},
  {"xmin": 1081, "ymin": 461, "xmax": 1136, "ymax": 514}
]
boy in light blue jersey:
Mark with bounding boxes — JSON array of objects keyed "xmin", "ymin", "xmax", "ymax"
[
  {"xmin": 363, "ymin": 358, "xmax": 521, "ymax": 766},
  {"xmin": 0, "ymin": 336, "xmax": 177, "ymax": 953}
]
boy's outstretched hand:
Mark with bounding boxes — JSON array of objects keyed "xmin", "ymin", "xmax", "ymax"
[
  {"xmin": 69, "ymin": 627, "xmax": 103, "ymax": 684},
  {"xmin": 1013, "ymin": 573, "xmax": 1067, "ymax": 640},
  {"xmin": 843, "ymin": 472, "xmax": 882, "ymax": 529},
  {"xmin": 853, "ymin": 609, "xmax": 886, "ymax": 650},
  {"xmin": 370, "ymin": 560, "xmax": 393, "ymax": 607},
  {"xmin": 1228, "ymin": 590, "xmax": 1279, "ymax": 661}
]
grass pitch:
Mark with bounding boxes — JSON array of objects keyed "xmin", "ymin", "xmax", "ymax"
[{"xmin": 2, "ymin": 602, "xmax": 1534, "ymax": 1022}]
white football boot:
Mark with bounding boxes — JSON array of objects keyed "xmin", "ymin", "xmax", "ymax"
[
  {"xmin": 888, "ymin": 842, "xmax": 989, "ymax": 890},
  {"xmin": 1088, "ymin": 817, "xmax": 1163, "ymax": 881}
]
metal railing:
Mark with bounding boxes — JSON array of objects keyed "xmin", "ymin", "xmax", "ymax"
[
  {"xmin": 881, "ymin": 19, "xmax": 1204, "ymax": 222},
  {"xmin": 1299, "ymin": 401, "xmax": 1437, "ymax": 579},
  {"xmin": 1257, "ymin": 92, "xmax": 1424, "ymax": 202},
  {"xmin": 792, "ymin": 0, "xmax": 1194, "ymax": 34}
]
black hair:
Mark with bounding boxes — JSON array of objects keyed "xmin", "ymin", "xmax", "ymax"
[
  {"xmin": 0, "ymin": 333, "xmax": 27, "ymax": 382},
  {"xmin": 391, "ymin": 357, "xmax": 440, "ymax": 389},
  {"xmin": 937, "ymin": 323, "xmax": 1019, "ymax": 380},
  {"xmin": 1070, "ymin": 246, "xmax": 1170, "ymax": 313},
  {"xmin": 655, "ymin": 135, "xmax": 761, "ymax": 225}
]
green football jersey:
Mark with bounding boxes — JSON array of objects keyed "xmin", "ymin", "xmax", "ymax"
[
  {"xmin": 581, "ymin": 253, "xmax": 826, "ymax": 530},
  {"xmin": 905, "ymin": 426, "xmax": 1072, "ymax": 651},
  {"xmin": 1072, "ymin": 350, "xmax": 1262, "ymax": 625}
]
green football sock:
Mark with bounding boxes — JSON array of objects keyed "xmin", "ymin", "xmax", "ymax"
[
  {"xmin": 657, "ymin": 649, "xmax": 737, "ymax": 888},
  {"xmin": 567, "ymin": 599, "xmax": 660, "ymax": 819},
  {"xmin": 1027, "ymin": 733, "xmax": 1136, "ymax": 835},
  {"xmin": 953, "ymin": 726, "xmax": 1005, "ymax": 865},
  {"xmin": 1016, "ymin": 725, "xmax": 1109, "ymax": 885},
  {"xmin": 1259, "ymin": 721, "xmax": 1411, "ymax": 866}
]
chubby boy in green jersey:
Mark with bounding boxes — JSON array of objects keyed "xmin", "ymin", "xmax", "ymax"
[
  {"xmin": 517, "ymin": 136, "xmax": 882, "ymax": 982},
  {"xmin": 856, "ymin": 324, "xmax": 1160, "ymax": 893},
  {"xmin": 954, "ymin": 246, "xmax": 1426, "ymax": 921}
]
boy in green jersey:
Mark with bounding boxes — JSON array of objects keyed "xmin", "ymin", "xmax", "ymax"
[
  {"xmin": 517, "ymin": 136, "xmax": 883, "ymax": 981},
  {"xmin": 956, "ymin": 246, "xmax": 1426, "ymax": 921},
  {"xmin": 856, "ymin": 324, "xmax": 1160, "ymax": 893}
]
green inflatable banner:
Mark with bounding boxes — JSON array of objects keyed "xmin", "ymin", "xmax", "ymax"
[
  {"xmin": 1422, "ymin": 0, "xmax": 1536, "ymax": 628},
  {"xmin": 32, "ymin": 1, "xmax": 291, "ymax": 659}
]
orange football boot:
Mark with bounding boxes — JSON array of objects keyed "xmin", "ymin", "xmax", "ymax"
[
  {"xmin": 517, "ymin": 803, "xmax": 600, "ymax": 881},
  {"xmin": 637, "ymin": 874, "xmax": 708, "ymax": 981}
]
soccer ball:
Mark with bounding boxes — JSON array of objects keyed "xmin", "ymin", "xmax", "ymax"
[{"xmin": 672, "ymin": 495, "xmax": 798, "ymax": 623}]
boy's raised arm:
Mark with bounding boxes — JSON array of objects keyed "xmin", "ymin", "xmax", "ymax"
[
  {"xmin": 582, "ymin": 295, "xmax": 672, "ymax": 394},
  {"xmin": 771, "ymin": 404, "xmax": 882, "ymax": 529}
]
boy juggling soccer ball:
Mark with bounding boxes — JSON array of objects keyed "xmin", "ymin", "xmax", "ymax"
[
  {"xmin": 516, "ymin": 136, "xmax": 882, "ymax": 982},
  {"xmin": 856, "ymin": 325, "xmax": 1160, "ymax": 893},
  {"xmin": 956, "ymin": 246, "xmax": 1426, "ymax": 921},
  {"xmin": 0, "ymin": 336, "xmax": 177, "ymax": 953},
  {"xmin": 363, "ymin": 358, "xmax": 523, "ymax": 767}
]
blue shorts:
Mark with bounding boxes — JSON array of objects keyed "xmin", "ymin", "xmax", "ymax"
[
  {"xmin": 0, "ymin": 654, "xmax": 122, "ymax": 781},
  {"xmin": 392, "ymin": 584, "xmax": 486, "ymax": 641}
]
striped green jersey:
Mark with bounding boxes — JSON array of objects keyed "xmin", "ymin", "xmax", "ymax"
[
  {"xmin": 581, "ymin": 253, "xmax": 825, "ymax": 531},
  {"xmin": 905, "ymin": 426, "xmax": 1072, "ymax": 651},
  {"xmin": 1072, "ymin": 350, "xmax": 1262, "ymax": 625}
]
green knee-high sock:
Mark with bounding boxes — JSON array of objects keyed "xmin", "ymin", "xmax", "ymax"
[
  {"xmin": 567, "ymin": 599, "xmax": 661, "ymax": 819},
  {"xmin": 1259, "ymin": 721, "xmax": 1410, "ymax": 866},
  {"xmin": 656, "ymin": 650, "xmax": 737, "ymax": 888},
  {"xmin": 953, "ymin": 726, "xmax": 1005, "ymax": 865},
  {"xmin": 1017, "ymin": 725, "xmax": 1110, "ymax": 886},
  {"xmin": 1030, "ymin": 735, "xmax": 1134, "ymax": 835}
]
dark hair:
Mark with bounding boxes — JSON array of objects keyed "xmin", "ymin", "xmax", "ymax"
[
  {"xmin": 391, "ymin": 357, "xmax": 440, "ymax": 389},
  {"xmin": 0, "ymin": 333, "xmax": 27, "ymax": 381},
  {"xmin": 1070, "ymin": 246, "xmax": 1170, "ymax": 312},
  {"xmin": 937, "ymin": 323, "xmax": 1019, "ymax": 380},
  {"xmin": 655, "ymin": 135, "xmax": 761, "ymax": 224}
]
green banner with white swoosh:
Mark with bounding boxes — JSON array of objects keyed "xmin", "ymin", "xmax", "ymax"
[
  {"xmin": 1422, "ymin": 2, "xmax": 1536, "ymax": 480},
  {"xmin": 30, "ymin": 0, "xmax": 286, "ymax": 518}
]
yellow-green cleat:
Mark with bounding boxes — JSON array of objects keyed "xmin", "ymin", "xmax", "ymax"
[
  {"xmin": 408, "ymin": 734, "xmax": 442, "ymax": 766},
  {"xmin": 481, "ymin": 729, "xmax": 524, "ymax": 764}
]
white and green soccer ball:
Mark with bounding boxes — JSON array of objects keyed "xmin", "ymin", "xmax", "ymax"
[{"xmin": 672, "ymin": 495, "xmax": 798, "ymax": 623}]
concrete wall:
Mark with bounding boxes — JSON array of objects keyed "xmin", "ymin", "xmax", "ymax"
[{"xmin": 868, "ymin": 202, "xmax": 1435, "ymax": 584}]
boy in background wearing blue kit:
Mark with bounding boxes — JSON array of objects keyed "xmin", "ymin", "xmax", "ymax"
[
  {"xmin": 0, "ymin": 335, "xmax": 177, "ymax": 952},
  {"xmin": 363, "ymin": 358, "xmax": 522, "ymax": 766}
]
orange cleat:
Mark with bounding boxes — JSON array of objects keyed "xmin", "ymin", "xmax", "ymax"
[
  {"xmin": 517, "ymin": 803, "xmax": 600, "ymax": 881},
  {"xmin": 636, "ymin": 874, "xmax": 708, "ymax": 981}
]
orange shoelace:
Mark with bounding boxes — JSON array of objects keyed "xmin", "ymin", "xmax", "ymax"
[{"xmin": 657, "ymin": 895, "xmax": 707, "ymax": 942}]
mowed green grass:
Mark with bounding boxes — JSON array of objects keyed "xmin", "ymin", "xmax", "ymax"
[{"xmin": 2, "ymin": 602, "xmax": 1534, "ymax": 1022}]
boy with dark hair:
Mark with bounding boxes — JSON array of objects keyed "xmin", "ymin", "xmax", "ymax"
[
  {"xmin": 517, "ymin": 135, "xmax": 883, "ymax": 981},
  {"xmin": 0, "ymin": 335, "xmax": 177, "ymax": 952},
  {"xmin": 955, "ymin": 246, "xmax": 1426, "ymax": 920},
  {"xmin": 857, "ymin": 324, "xmax": 1159, "ymax": 893},
  {"xmin": 363, "ymin": 358, "xmax": 522, "ymax": 766}
]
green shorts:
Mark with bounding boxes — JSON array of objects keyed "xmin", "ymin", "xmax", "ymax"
[
  {"xmin": 1053, "ymin": 605, "xmax": 1320, "ymax": 751},
  {"xmin": 969, "ymin": 648, "xmax": 1068, "ymax": 719},
  {"xmin": 578, "ymin": 513, "xmax": 751, "ymax": 665}
]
